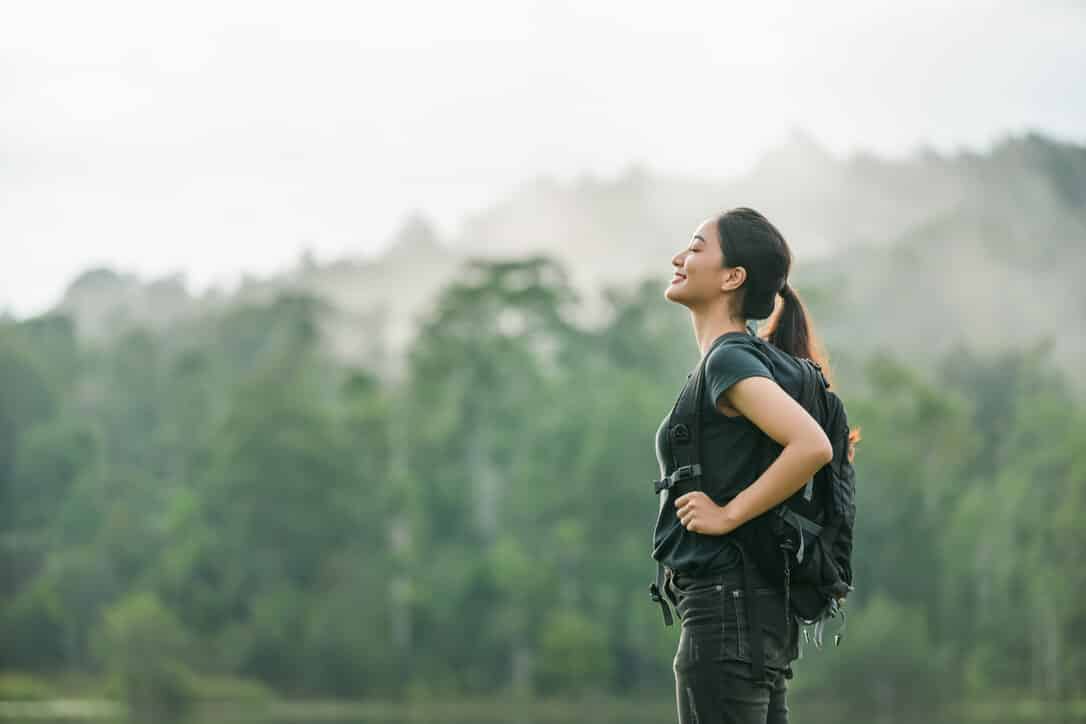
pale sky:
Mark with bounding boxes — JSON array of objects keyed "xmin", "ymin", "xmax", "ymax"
[{"xmin": 3, "ymin": 0, "xmax": 1085, "ymax": 318}]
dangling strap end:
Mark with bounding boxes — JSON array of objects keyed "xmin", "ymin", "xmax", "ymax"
[
  {"xmin": 738, "ymin": 543, "xmax": 766, "ymax": 682},
  {"xmin": 650, "ymin": 563, "xmax": 674, "ymax": 626},
  {"xmin": 649, "ymin": 583, "xmax": 674, "ymax": 626}
]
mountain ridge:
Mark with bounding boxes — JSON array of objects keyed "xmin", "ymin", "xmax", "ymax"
[{"xmin": 40, "ymin": 129, "xmax": 1086, "ymax": 386}]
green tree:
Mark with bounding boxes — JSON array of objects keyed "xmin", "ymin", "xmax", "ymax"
[{"xmin": 93, "ymin": 591, "xmax": 195, "ymax": 721}]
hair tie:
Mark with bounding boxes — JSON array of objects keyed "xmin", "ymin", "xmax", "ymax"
[{"xmin": 779, "ymin": 282, "xmax": 792, "ymax": 298}]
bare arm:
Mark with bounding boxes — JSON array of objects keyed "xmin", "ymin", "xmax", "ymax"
[
  {"xmin": 675, "ymin": 373, "xmax": 834, "ymax": 536},
  {"xmin": 716, "ymin": 375, "xmax": 833, "ymax": 529}
]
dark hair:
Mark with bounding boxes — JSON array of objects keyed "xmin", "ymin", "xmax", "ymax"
[{"xmin": 715, "ymin": 206, "xmax": 834, "ymax": 386}]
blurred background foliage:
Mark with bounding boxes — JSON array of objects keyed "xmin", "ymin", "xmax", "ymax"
[{"xmin": 2, "ymin": 237, "xmax": 1083, "ymax": 720}]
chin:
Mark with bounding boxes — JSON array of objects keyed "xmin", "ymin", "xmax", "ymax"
[{"xmin": 664, "ymin": 284, "xmax": 687, "ymax": 305}]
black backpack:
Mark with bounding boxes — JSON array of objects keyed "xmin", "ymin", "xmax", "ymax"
[{"xmin": 649, "ymin": 332, "xmax": 857, "ymax": 679}]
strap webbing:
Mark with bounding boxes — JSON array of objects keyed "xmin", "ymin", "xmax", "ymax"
[
  {"xmin": 653, "ymin": 464, "xmax": 703, "ymax": 494},
  {"xmin": 649, "ymin": 331, "xmax": 751, "ymax": 627},
  {"xmin": 649, "ymin": 562, "xmax": 674, "ymax": 626},
  {"xmin": 738, "ymin": 541, "xmax": 766, "ymax": 682}
]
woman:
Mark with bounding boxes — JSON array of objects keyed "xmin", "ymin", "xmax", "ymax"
[{"xmin": 653, "ymin": 206, "xmax": 845, "ymax": 724}]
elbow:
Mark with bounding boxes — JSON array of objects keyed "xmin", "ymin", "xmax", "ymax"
[{"xmin": 812, "ymin": 436, "xmax": 834, "ymax": 467}]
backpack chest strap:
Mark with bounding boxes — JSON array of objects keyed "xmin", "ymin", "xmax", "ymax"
[{"xmin": 653, "ymin": 463, "xmax": 703, "ymax": 494}]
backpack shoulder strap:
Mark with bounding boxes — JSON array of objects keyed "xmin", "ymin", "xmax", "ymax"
[
  {"xmin": 656, "ymin": 332, "xmax": 737, "ymax": 496},
  {"xmin": 649, "ymin": 333, "xmax": 745, "ymax": 625}
]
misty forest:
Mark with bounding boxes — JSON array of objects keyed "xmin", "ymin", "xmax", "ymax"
[{"xmin": 1, "ymin": 131, "xmax": 1084, "ymax": 722}]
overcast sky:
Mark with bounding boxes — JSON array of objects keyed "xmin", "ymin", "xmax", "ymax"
[{"xmin": 3, "ymin": 0, "xmax": 1084, "ymax": 318}]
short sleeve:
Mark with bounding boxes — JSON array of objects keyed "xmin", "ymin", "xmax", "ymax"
[{"xmin": 705, "ymin": 342, "xmax": 774, "ymax": 408}]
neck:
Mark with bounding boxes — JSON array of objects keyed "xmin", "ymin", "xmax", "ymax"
[{"xmin": 689, "ymin": 304, "xmax": 749, "ymax": 358}]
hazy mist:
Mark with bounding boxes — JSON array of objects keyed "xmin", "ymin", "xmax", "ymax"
[{"xmin": 4, "ymin": 0, "xmax": 1086, "ymax": 317}]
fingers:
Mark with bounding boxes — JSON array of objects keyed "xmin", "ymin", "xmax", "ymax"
[
  {"xmin": 675, "ymin": 492, "xmax": 705, "ymax": 531},
  {"xmin": 674, "ymin": 491, "xmax": 702, "ymax": 507},
  {"xmin": 677, "ymin": 501, "xmax": 696, "ymax": 530}
]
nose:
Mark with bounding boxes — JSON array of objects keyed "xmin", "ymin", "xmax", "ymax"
[{"xmin": 672, "ymin": 249, "xmax": 687, "ymax": 268}]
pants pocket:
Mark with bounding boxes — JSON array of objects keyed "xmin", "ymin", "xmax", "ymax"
[
  {"xmin": 674, "ymin": 581, "xmax": 724, "ymax": 631},
  {"xmin": 671, "ymin": 574, "xmax": 722, "ymax": 598}
]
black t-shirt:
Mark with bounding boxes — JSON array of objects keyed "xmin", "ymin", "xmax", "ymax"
[{"xmin": 652, "ymin": 328, "xmax": 808, "ymax": 576}]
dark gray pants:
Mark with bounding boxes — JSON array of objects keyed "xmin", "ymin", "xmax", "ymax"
[{"xmin": 666, "ymin": 566, "xmax": 798, "ymax": 724}]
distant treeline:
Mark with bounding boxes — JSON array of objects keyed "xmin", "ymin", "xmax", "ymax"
[{"xmin": 1, "ymin": 256, "xmax": 1082, "ymax": 717}]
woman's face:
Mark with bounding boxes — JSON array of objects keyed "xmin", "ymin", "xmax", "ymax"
[{"xmin": 665, "ymin": 216, "xmax": 744, "ymax": 308}]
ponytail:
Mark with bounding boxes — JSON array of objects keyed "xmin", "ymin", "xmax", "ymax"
[
  {"xmin": 714, "ymin": 207, "xmax": 837, "ymax": 389},
  {"xmin": 761, "ymin": 281, "xmax": 859, "ymax": 455},
  {"xmin": 714, "ymin": 206, "xmax": 859, "ymax": 455},
  {"xmin": 761, "ymin": 282, "xmax": 835, "ymax": 389}
]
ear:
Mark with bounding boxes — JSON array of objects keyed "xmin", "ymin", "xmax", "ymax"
[{"xmin": 720, "ymin": 265, "xmax": 746, "ymax": 293}]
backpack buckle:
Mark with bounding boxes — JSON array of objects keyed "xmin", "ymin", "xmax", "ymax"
[
  {"xmin": 673, "ymin": 464, "xmax": 698, "ymax": 481},
  {"xmin": 653, "ymin": 464, "xmax": 701, "ymax": 494}
]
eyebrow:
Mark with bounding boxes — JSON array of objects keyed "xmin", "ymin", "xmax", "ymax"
[{"xmin": 692, "ymin": 235, "xmax": 706, "ymax": 243}]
